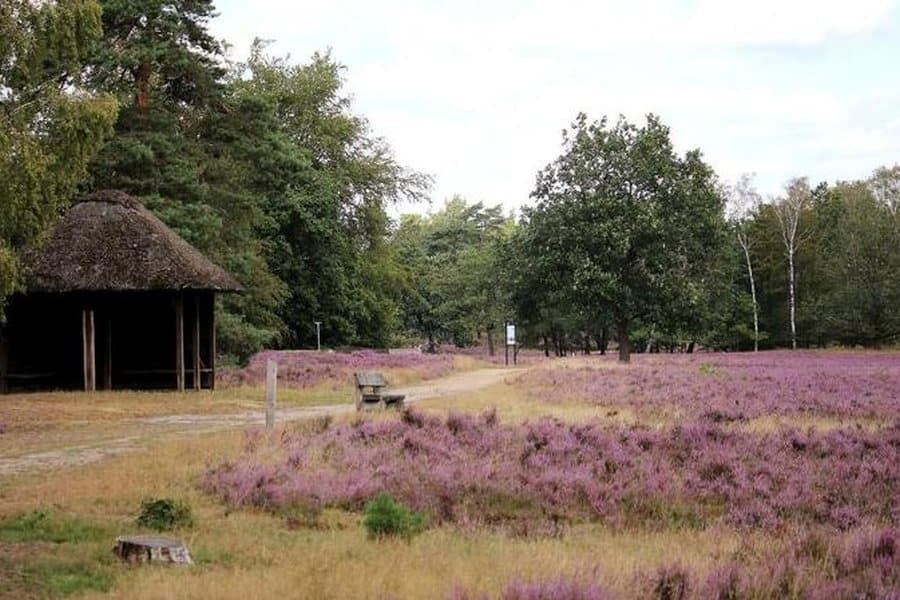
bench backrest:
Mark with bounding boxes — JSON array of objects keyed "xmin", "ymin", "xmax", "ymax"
[{"xmin": 354, "ymin": 372, "xmax": 387, "ymax": 388}]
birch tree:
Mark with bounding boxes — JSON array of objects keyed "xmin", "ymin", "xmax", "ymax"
[
  {"xmin": 773, "ymin": 178, "xmax": 811, "ymax": 350},
  {"xmin": 727, "ymin": 174, "xmax": 762, "ymax": 351},
  {"xmin": 869, "ymin": 165, "xmax": 900, "ymax": 218}
]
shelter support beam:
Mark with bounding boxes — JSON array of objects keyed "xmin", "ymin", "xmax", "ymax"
[
  {"xmin": 82, "ymin": 309, "xmax": 96, "ymax": 392},
  {"xmin": 175, "ymin": 295, "xmax": 185, "ymax": 392},
  {"xmin": 104, "ymin": 319, "xmax": 112, "ymax": 390},
  {"xmin": 193, "ymin": 298, "xmax": 201, "ymax": 391},
  {"xmin": 0, "ymin": 330, "xmax": 8, "ymax": 394},
  {"xmin": 209, "ymin": 293, "xmax": 216, "ymax": 391}
]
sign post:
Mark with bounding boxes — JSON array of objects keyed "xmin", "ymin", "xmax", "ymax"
[
  {"xmin": 505, "ymin": 322, "xmax": 516, "ymax": 366},
  {"xmin": 265, "ymin": 359, "xmax": 278, "ymax": 429}
]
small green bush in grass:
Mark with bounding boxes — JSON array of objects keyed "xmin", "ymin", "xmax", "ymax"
[
  {"xmin": 362, "ymin": 493, "xmax": 426, "ymax": 541},
  {"xmin": 136, "ymin": 498, "xmax": 193, "ymax": 531}
]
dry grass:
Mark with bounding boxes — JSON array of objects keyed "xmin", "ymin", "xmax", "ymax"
[
  {"xmin": 79, "ymin": 521, "xmax": 745, "ymax": 600},
  {"xmin": 1, "ymin": 423, "xmax": 749, "ymax": 599},
  {"xmin": 0, "ymin": 358, "xmax": 880, "ymax": 598},
  {"xmin": 417, "ymin": 379, "xmax": 894, "ymax": 435},
  {"xmin": 383, "ymin": 356, "xmax": 488, "ymax": 386},
  {"xmin": 440, "ymin": 363, "xmax": 896, "ymax": 435},
  {"xmin": 416, "ymin": 380, "xmax": 651, "ymax": 427},
  {"xmin": 0, "ymin": 386, "xmax": 339, "ymax": 459},
  {"xmin": 0, "ymin": 386, "xmax": 335, "ymax": 426},
  {"xmin": 0, "ymin": 356, "xmax": 488, "ymax": 427},
  {"xmin": 741, "ymin": 413, "xmax": 890, "ymax": 433},
  {"xmin": 0, "ymin": 356, "xmax": 488, "ymax": 459}
]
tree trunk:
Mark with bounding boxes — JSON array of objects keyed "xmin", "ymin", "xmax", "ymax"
[
  {"xmin": 597, "ymin": 326, "xmax": 608, "ymax": 355},
  {"xmin": 543, "ymin": 335, "xmax": 550, "ymax": 357},
  {"xmin": 687, "ymin": 341, "xmax": 695, "ymax": 354},
  {"xmin": 486, "ymin": 327, "xmax": 495, "ymax": 356},
  {"xmin": 738, "ymin": 231, "xmax": 759, "ymax": 352},
  {"xmin": 644, "ymin": 331, "xmax": 654, "ymax": 354},
  {"xmin": 136, "ymin": 62, "xmax": 151, "ymax": 118},
  {"xmin": 617, "ymin": 319, "xmax": 630, "ymax": 363},
  {"xmin": 788, "ymin": 248, "xmax": 797, "ymax": 350}
]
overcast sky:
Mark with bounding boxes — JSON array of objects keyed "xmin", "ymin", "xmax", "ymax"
[{"xmin": 211, "ymin": 0, "xmax": 900, "ymax": 215}]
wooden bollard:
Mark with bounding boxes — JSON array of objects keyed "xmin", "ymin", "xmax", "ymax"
[{"xmin": 265, "ymin": 359, "xmax": 277, "ymax": 429}]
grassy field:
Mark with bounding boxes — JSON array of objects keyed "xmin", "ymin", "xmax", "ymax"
[
  {"xmin": 0, "ymin": 351, "xmax": 898, "ymax": 598},
  {"xmin": 0, "ymin": 355, "xmax": 486, "ymax": 460}
]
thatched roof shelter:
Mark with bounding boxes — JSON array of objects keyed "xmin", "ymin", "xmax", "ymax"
[
  {"xmin": 1, "ymin": 190, "xmax": 240, "ymax": 394},
  {"xmin": 23, "ymin": 190, "xmax": 241, "ymax": 293}
]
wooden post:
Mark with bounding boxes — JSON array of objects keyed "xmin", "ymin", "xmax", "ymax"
[
  {"xmin": 0, "ymin": 329, "xmax": 9, "ymax": 395},
  {"xmin": 208, "ymin": 293, "xmax": 216, "ymax": 391},
  {"xmin": 175, "ymin": 294, "xmax": 185, "ymax": 392},
  {"xmin": 193, "ymin": 297, "xmax": 201, "ymax": 391},
  {"xmin": 265, "ymin": 359, "xmax": 277, "ymax": 429},
  {"xmin": 104, "ymin": 318, "xmax": 112, "ymax": 390},
  {"xmin": 82, "ymin": 309, "xmax": 96, "ymax": 392}
]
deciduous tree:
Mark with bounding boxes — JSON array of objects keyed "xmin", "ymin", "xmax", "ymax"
[
  {"xmin": 0, "ymin": 0, "xmax": 117, "ymax": 312},
  {"xmin": 773, "ymin": 178, "xmax": 811, "ymax": 350},
  {"xmin": 528, "ymin": 113, "xmax": 725, "ymax": 362},
  {"xmin": 728, "ymin": 174, "xmax": 762, "ymax": 351}
]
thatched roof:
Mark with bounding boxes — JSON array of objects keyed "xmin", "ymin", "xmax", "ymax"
[{"xmin": 22, "ymin": 190, "xmax": 242, "ymax": 293}]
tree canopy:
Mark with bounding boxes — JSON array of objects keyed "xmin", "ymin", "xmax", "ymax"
[
  {"xmin": 525, "ymin": 113, "xmax": 726, "ymax": 361},
  {"xmin": 0, "ymin": 0, "xmax": 117, "ymax": 311}
]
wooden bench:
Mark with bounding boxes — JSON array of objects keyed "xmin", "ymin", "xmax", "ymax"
[{"xmin": 354, "ymin": 372, "xmax": 405, "ymax": 411}]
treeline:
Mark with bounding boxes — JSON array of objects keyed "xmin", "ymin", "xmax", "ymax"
[
  {"xmin": 406, "ymin": 118, "xmax": 900, "ymax": 358},
  {"xmin": 2, "ymin": 1, "xmax": 898, "ymax": 361}
]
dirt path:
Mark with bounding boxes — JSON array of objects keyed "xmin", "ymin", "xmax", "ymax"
[{"xmin": 0, "ymin": 367, "xmax": 521, "ymax": 476}]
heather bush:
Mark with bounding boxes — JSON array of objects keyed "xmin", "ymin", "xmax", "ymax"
[
  {"xmin": 520, "ymin": 351, "xmax": 900, "ymax": 420},
  {"xmin": 219, "ymin": 349, "xmax": 459, "ymax": 389},
  {"xmin": 450, "ymin": 577, "xmax": 610, "ymax": 600},
  {"xmin": 500, "ymin": 577, "xmax": 610, "ymax": 600},
  {"xmin": 702, "ymin": 564, "xmax": 741, "ymax": 600},
  {"xmin": 201, "ymin": 411, "xmax": 900, "ymax": 533},
  {"xmin": 136, "ymin": 498, "xmax": 194, "ymax": 531},
  {"xmin": 648, "ymin": 564, "xmax": 690, "ymax": 600},
  {"xmin": 362, "ymin": 492, "xmax": 427, "ymax": 541}
]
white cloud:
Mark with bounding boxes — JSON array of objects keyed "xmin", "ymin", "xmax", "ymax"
[{"xmin": 211, "ymin": 0, "xmax": 900, "ymax": 210}]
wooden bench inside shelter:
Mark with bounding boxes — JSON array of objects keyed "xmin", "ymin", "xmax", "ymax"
[{"xmin": 354, "ymin": 372, "xmax": 405, "ymax": 410}]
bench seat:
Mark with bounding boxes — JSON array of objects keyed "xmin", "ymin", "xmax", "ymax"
[{"xmin": 354, "ymin": 372, "xmax": 405, "ymax": 410}]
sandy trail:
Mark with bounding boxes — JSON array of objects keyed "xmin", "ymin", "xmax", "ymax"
[{"xmin": 0, "ymin": 367, "xmax": 520, "ymax": 476}]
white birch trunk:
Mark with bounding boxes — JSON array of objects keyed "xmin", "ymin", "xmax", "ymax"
[
  {"xmin": 737, "ymin": 230, "xmax": 759, "ymax": 352},
  {"xmin": 787, "ymin": 247, "xmax": 797, "ymax": 350},
  {"xmin": 774, "ymin": 178, "xmax": 808, "ymax": 351}
]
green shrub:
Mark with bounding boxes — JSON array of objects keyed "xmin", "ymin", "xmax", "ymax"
[
  {"xmin": 135, "ymin": 498, "xmax": 193, "ymax": 531},
  {"xmin": 362, "ymin": 493, "xmax": 426, "ymax": 541}
]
